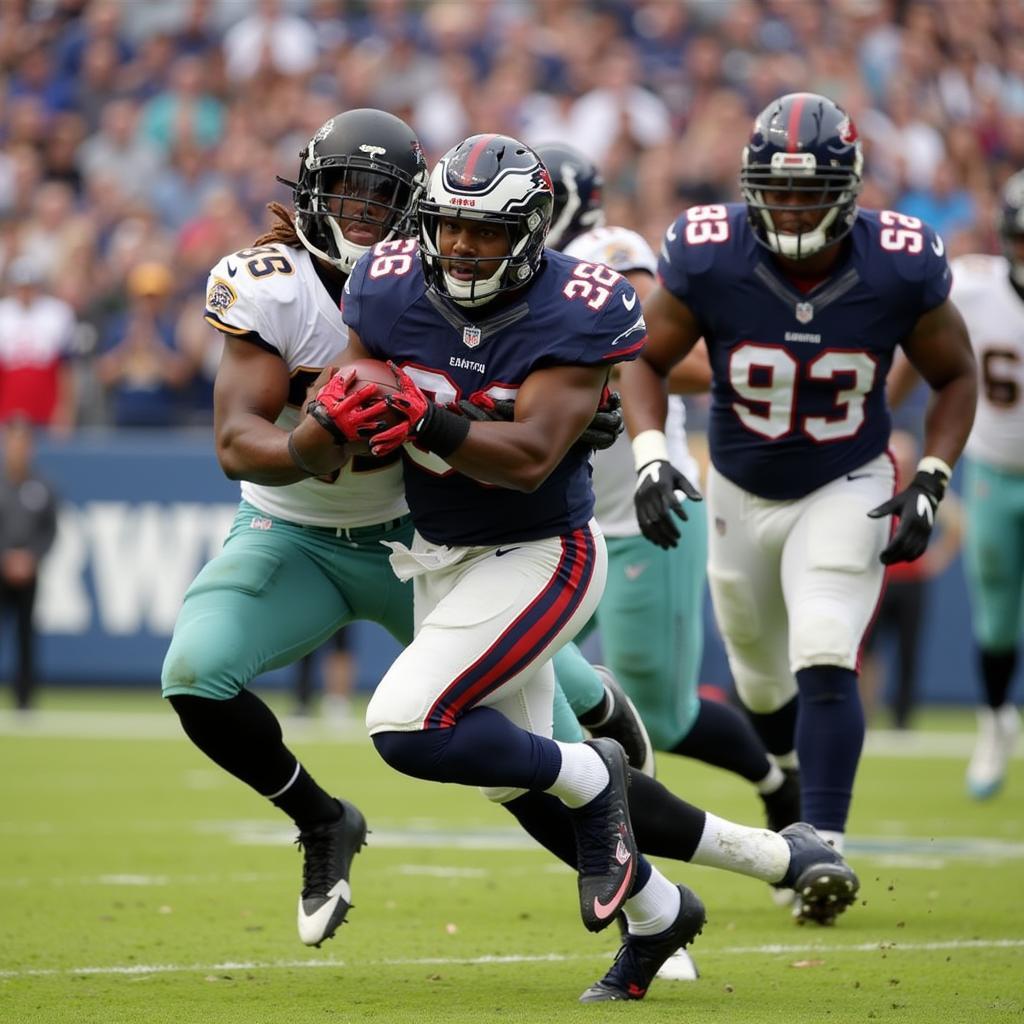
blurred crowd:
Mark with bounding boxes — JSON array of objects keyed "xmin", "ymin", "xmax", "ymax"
[{"xmin": 2, "ymin": 0, "xmax": 1023, "ymax": 431}]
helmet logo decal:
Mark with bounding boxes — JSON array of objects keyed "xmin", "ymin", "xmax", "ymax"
[
  {"xmin": 538, "ymin": 166, "xmax": 553, "ymax": 193},
  {"xmin": 837, "ymin": 116, "xmax": 859, "ymax": 144},
  {"xmin": 312, "ymin": 119, "xmax": 334, "ymax": 144},
  {"xmin": 360, "ymin": 144, "xmax": 387, "ymax": 157}
]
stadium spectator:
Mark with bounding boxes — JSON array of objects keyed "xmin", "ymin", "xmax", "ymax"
[
  {"xmin": 93, "ymin": 260, "xmax": 193, "ymax": 427},
  {"xmin": 0, "ymin": 257, "xmax": 77, "ymax": 432},
  {"xmin": 0, "ymin": 417, "xmax": 58, "ymax": 713},
  {"xmin": 221, "ymin": 0, "xmax": 319, "ymax": 84}
]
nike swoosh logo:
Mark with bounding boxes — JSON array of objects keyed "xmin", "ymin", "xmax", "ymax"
[
  {"xmin": 917, "ymin": 493, "xmax": 934, "ymax": 526},
  {"xmin": 592, "ymin": 857, "xmax": 635, "ymax": 921},
  {"xmin": 227, "ymin": 263, "xmax": 238, "ymax": 277},
  {"xmin": 665, "ymin": 222, "xmax": 678, "ymax": 242},
  {"xmin": 624, "ymin": 562, "xmax": 649, "ymax": 581},
  {"xmin": 846, "ymin": 472, "xmax": 871, "ymax": 481},
  {"xmin": 621, "ymin": 292, "xmax": 637, "ymax": 311},
  {"xmin": 931, "ymin": 235, "xmax": 945, "ymax": 257},
  {"xmin": 495, "ymin": 546, "xmax": 521, "ymax": 557}
]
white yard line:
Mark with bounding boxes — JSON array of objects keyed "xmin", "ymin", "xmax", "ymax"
[{"xmin": 2, "ymin": 938, "xmax": 1022, "ymax": 980}]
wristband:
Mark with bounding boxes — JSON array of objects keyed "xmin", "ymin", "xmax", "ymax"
[
  {"xmin": 917, "ymin": 455, "xmax": 952, "ymax": 483},
  {"xmin": 287, "ymin": 431, "xmax": 322, "ymax": 477},
  {"xmin": 416, "ymin": 404, "xmax": 471, "ymax": 458},
  {"xmin": 632, "ymin": 429, "xmax": 670, "ymax": 472}
]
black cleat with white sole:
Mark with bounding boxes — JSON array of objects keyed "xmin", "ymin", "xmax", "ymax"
[
  {"xmin": 296, "ymin": 798, "xmax": 368, "ymax": 947},
  {"xmin": 580, "ymin": 885, "xmax": 706, "ymax": 1002},
  {"xmin": 777, "ymin": 822, "xmax": 859, "ymax": 926},
  {"xmin": 582, "ymin": 666, "xmax": 656, "ymax": 778}
]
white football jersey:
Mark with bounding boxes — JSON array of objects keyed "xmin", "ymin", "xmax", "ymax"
[
  {"xmin": 562, "ymin": 226, "xmax": 699, "ymax": 537},
  {"xmin": 951, "ymin": 254, "xmax": 1024, "ymax": 472},
  {"xmin": 204, "ymin": 243, "xmax": 407, "ymax": 528}
]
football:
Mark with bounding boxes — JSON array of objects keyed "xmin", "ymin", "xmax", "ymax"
[{"xmin": 336, "ymin": 358, "xmax": 405, "ymax": 455}]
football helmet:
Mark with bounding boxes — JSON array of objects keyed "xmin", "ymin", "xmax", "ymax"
[
  {"xmin": 999, "ymin": 169, "xmax": 1024, "ymax": 287},
  {"xmin": 419, "ymin": 133, "xmax": 553, "ymax": 306},
  {"xmin": 534, "ymin": 142, "xmax": 605, "ymax": 250},
  {"xmin": 281, "ymin": 109, "xmax": 427, "ymax": 274},
  {"xmin": 740, "ymin": 92, "xmax": 863, "ymax": 260}
]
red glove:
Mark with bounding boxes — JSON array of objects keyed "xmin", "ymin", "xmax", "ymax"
[
  {"xmin": 366, "ymin": 361, "xmax": 432, "ymax": 456},
  {"xmin": 368, "ymin": 361, "xmax": 471, "ymax": 459},
  {"xmin": 306, "ymin": 369, "xmax": 389, "ymax": 445}
]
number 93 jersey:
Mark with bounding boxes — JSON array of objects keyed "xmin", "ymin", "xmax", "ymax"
[
  {"xmin": 658, "ymin": 203, "xmax": 952, "ymax": 499},
  {"xmin": 343, "ymin": 239, "xmax": 647, "ymax": 546}
]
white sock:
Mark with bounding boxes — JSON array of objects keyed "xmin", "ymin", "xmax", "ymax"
[
  {"xmin": 818, "ymin": 829, "xmax": 844, "ymax": 854},
  {"xmin": 545, "ymin": 741, "xmax": 610, "ymax": 808},
  {"xmin": 692, "ymin": 812, "xmax": 790, "ymax": 883},
  {"xmin": 755, "ymin": 761, "xmax": 786, "ymax": 794},
  {"xmin": 774, "ymin": 750, "xmax": 799, "ymax": 771},
  {"xmin": 624, "ymin": 868, "xmax": 681, "ymax": 935}
]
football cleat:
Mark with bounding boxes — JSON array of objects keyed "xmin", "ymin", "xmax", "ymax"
[
  {"xmin": 760, "ymin": 767, "xmax": 801, "ymax": 832},
  {"xmin": 614, "ymin": 909, "xmax": 699, "ymax": 982},
  {"xmin": 777, "ymin": 822, "xmax": 859, "ymax": 926},
  {"xmin": 583, "ymin": 666, "xmax": 656, "ymax": 777},
  {"xmin": 580, "ymin": 885, "xmax": 706, "ymax": 1001},
  {"xmin": 570, "ymin": 738, "xmax": 637, "ymax": 932},
  {"xmin": 296, "ymin": 799, "xmax": 368, "ymax": 946},
  {"xmin": 966, "ymin": 704, "xmax": 1020, "ymax": 800}
]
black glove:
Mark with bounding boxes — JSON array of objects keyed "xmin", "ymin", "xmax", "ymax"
[
  {"xmin": 867, "ymin": 465, "xmax": 949, "ymax": 565},
  {"xmin": 634, "ymin": 459, "xmax": 703, "ymax": 549},
  {"xmin": 456, "ymin": 391, "xmax": 624, "ymax": 454}
]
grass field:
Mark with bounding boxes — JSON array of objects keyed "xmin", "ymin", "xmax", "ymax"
[{"xmin": 2, "ymin": 690, "xmax": 1022, "ymax": 1024}]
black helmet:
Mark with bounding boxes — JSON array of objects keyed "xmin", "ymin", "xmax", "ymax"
[
  {"xmin": 740, "ymin": 92, "xmax": 863, "ymax": 259},
  {"xmin": 281, "ymin": 108, "xmax": 427, "ymax": 273},
  {"xmin": 418, "ymin": 133, "xmax": 553, "ymax": 307},
  {"xmin": 534, "ymin": 142, "xmax": 605, "ymax": 250},
  {"xmin": 1000, "ymin": 169, "xmax": 1024, "ymax": 285}
]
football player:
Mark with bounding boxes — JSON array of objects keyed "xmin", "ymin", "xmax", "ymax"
[
  {"xmin": 536, "ymin": 141, "xmax": 801, "ymax": 835},
  {"xmin": 894, "ymin": 171, "xmax": 1024, "ymax": 797},
  {"xmin": 619, "ymin": 94, "xmax": 977, "ymax": 873},
  {"xmin": 162, "ymin": 109, "xmax": 643, "ymax": 953},
  {"xmin": 296, "ymin": 133, "xmax": 859, "ymax": 1001}
]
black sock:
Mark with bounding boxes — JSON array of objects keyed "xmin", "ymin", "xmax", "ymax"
[
  {"xmin": 504, "ymin": 768, "xmax": 707, "ymax": 866},
  {"xmin": 168, "ymin": 691, "xmax": 340, "ymax": 829},
  {"xmin": 979, "ymin": 648, "xmax": 1017, "ymax": 709},
  {"xmin": 670, "ymin": 697, "xmax": 773, "ymax": 783},
  {"xmin": 745, "ymin": 695, "xmax": 799, "ymax": 757},
  {"xmin": 794, "ymin": 666, "xmax": 864, "ymax": 833}
]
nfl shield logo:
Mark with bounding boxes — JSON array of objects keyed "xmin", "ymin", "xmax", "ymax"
[
  {"xmin": 795, "ymin": 301, "xmax": 814, "ymax": 324},
  {"xmin": 462, "ymin": 325, "xmax": 482, "ymax": 349}
]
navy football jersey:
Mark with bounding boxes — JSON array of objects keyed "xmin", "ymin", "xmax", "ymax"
[
  {"xmin": 342, "ymin": 239, "xmax": 646, "ymax": 545},
  {"xmin": 658, "ymin": 203, "xmax": 952, "ymax": 499}
]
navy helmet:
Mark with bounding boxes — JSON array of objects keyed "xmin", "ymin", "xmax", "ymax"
[
  {"xmin": 534, "ymin": 142, "xmax": 605, "ymax": 250},
  {"xmin": 419, "ymin": 133, "xmax": 553, "ymax": 306},
  {"xmin": 282, "ymin": 108, "xmax": 427, "ymax": 274},
  {"xmin": 740, "ymin": 92, "xmax": 863, "ymax": 259}
]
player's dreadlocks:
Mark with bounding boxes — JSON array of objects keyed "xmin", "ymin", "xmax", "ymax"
[{"xmin": 254, "ymin": 202, "xmax": 301, "ymax": 248}]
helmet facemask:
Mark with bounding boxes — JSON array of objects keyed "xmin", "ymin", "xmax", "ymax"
[
  {"xmin": 741, "ymin": 149, "xmax": 863, "ymax": 260},
  {"xmin": 294, "ymin": 161, "xmax": 421, "ymax": 273}
]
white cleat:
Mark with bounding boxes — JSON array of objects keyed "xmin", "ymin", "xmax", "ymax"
[
  {"xmin": 966, "ymin": 705, "xmax": 1020, "ymax": 800},
  {"xmin": 655, "ymin": 946, "xmax": 700, "ymax": 981}
]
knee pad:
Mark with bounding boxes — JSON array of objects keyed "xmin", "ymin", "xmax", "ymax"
[
  {"xmin": 790, "ymin": 604, "xmax": 859, "ymax": 671},
  {"xmin": 708, "ymin": 569, "xmax": 761, "ymax": 647}
]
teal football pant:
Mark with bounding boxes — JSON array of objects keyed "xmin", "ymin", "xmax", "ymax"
[
  {"xmin": 161, "ymin": 502, "xmax": 415, "ymax": 700},
  {"xmin": 552, "ymin": 504, "xmax": 708, "ymax": 751},
  {"xmin": 963, "ymin": 457, "xmax": 1024, "ymax": 651}
]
